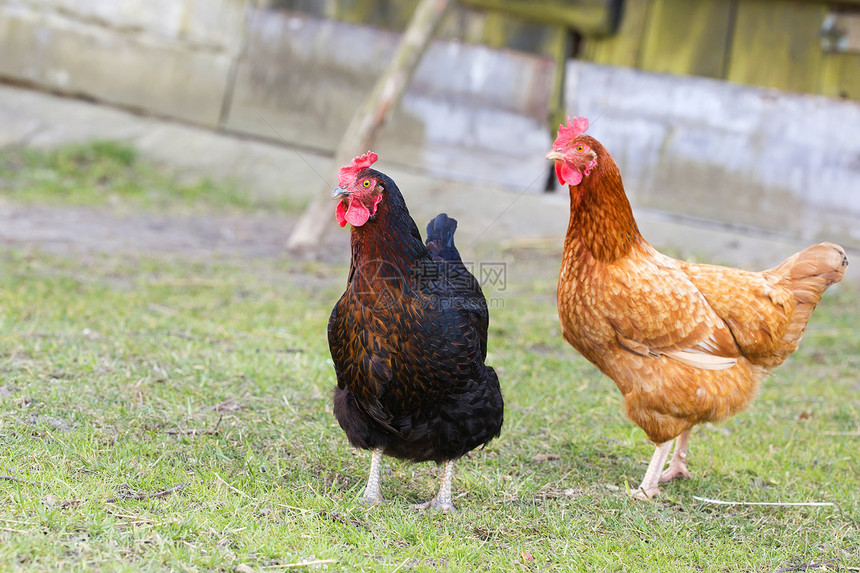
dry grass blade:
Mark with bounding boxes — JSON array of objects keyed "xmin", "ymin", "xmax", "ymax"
[
  {"xmin": 389, "ymin": 557, "xmax": 411, "ymax": 573},
  {"xmin": 278, "ymin": 504, "xmax": 313, "ymax": 514},
  {"xmin": 165, "ymin": 415, "xmax": 223, "ymax": 436},
  {"xmin": 692, "ymin": 496, "xmax": 834, "ymax": 507},
  {"xmin": 106, "ymin": 483, "xmax": 186, "ymax": 503},
  {"xmin": 774, "ymin": 559, "xmax": 838, "ymax": 572},
  {"xmin": 1, "ymin": 526, "xmax": 29, "ymax": 534},
  {"xmin": 0, "ymin": 474, "xmax": 43, "ymax": 486},
  {"xmin": 266, "ymin": 559, "xmax": 337, "ymax": 569},
  {"xmin": 213, "ymin": 472, "xmax": 252, "ymax": 499}
]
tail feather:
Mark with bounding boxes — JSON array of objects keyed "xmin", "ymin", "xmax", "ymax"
[
  {"xmin": 425, "ymin": 213, "xmax": 461, "ymax": 262},
  {"xmin": 760, "ymin": 242, "xmax": 848, "ymax": 368},
  {"xmin": 767, "ymin": 242, "xmax": 847, "ymax": 299}
]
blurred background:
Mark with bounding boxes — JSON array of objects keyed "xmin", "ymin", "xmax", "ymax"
[{"xmin": 1, "ymin": 0, "xmax": 859, "ymax": 269}]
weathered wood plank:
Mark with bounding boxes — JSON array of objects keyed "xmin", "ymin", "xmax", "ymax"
[
  {"xmin": 820, "ymin": 52, "xmax": 860, "ymax": 100},
  {"xmin": 461, "ymin": 0, "xmax": 620, "ymax": 36},
  {"xmin": 580, "ymin": 0, "xmax": 652, "ymax": 68},
  {"xmin": 727, "ymin": 0, "xmax": 828, "ymax": 94},
  {"xmin": 639, "ymin": 0, "xmax": 734, "ymax": 78}
]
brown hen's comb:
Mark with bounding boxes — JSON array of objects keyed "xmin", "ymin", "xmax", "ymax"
[
  {"xmin": 553, "ymin": 116, "xmax": 589, "ymax": 148},
  {"xmin": 338, "ymin": 151, "xmax": 379, "ymax": 187}
]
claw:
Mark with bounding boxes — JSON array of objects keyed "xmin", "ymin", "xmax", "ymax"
[
  {"xmin": 660, "ymin": 429, "xmax": 692, "ymax": 484},
  {"xmin": 412, "ymin": 459, "xmax": 459, "ymax": 513},
  {"xmin": 412, "ymin": 498, "xmax": 458, "ymax": 513},
  {"xmin": 362, "ymin": 492, "xmax": 385, "ymax": 506},
  {"xmin": 631, "ymin": 486, "xmax": 661, "ymax": 501},
  {"xmin": 659, "ymin": 465, "xmax": 692, "ymax": 484}
]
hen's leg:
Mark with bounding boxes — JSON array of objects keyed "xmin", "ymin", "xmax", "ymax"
[
  {"xmin": 632, "ymin": 440, "xmax": 673, "ymax": 500},
  {"xmin": 660, "ymin": 429, "xmax": 692, "ymax": 483},
  {"xmin": 413, "ymin": 459, "xmax": 457, "ymax": 513},
  {"xmin": 361, "ymin": 447, "xmax": 385, "ymax": 506}
]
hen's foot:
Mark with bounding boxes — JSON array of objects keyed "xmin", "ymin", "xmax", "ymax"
[
  {"xmin": 360, "ymin": 447, "xmax": 385, "ymax": 507},
  {"xmin": 412, "ymin": 498, "xmax": 458, "ymax": 513},
  {"xmin": 633, "ymin": 441, "xmax": 672, "ymax": 501},
  {"xmin": 412, "ymin": 459, "xmax": 458, "ymax": 513},
  {"xmin": 631, "ymin": 486, "xmax": 660, "ymax": 501},
  {"xmin": 659, "ymin": 462, "xmax": 692, "ymax": 484},
  {"xmin": 361, "ymin": 492, "xmax": 385, "ymax": 506},
  {"xmin": 660, "ymin": 430, "xmax": 692, "ymax": 484}
]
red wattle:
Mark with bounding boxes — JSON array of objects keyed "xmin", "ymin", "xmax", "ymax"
[
  {"xmin": 345, "ymin": 200, "xmax": 371, "ymax": 227},
  {"xmin": 335, "ymin": 200, "xmax": 348, "ymax": 227},
  {"xmin": 558, "ymin": 162, "xmax": 583, "ymax": 186},
  {"xmin": 335, "ymin": 195, "xmax": 382, "ymax": 228}
]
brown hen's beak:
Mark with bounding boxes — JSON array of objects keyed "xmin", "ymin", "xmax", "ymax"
[
  {"xmin": 331, "ymin": 185, "xmax": 351, "ymax": 199},
  {"xmin": 545, "ymin": 150, "xmax": 564, "ymax": 162}
]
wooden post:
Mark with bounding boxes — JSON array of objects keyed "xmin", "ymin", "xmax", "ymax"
[
  {"xmin": 286, "ymin": 0, "xmax": 451, "ymax": 250},
  {"xmin": 546, "ymin": 25, "xmax": 571, "ymax": 191}
]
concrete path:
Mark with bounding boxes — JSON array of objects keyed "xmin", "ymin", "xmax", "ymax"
[{"xmin": 0, "ymin": 84, "xmax": 855, "ymax": 283}]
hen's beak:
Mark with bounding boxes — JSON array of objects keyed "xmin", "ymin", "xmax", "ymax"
[
  {"xmin": 331, "ymin": 186, "xmax": 351, "ymax": 199},
  {"xmin": 545, "ymin": 149, "xmax": 564, "ymax": 162}
]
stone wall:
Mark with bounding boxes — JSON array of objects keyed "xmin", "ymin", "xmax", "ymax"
[
  {"xmin": 224, "ymin": 9, "xmax": 553, "ymax": 188},
  {"xmin": 1, "ymin": 1, "xmax": 858, "ymax": 249},
  {"xmin": 0, "ymin": 0, "xmax": 247, "ymax": 125},
  {"xmin": 559, "ymin": 62, "xmax": 860, "ymax": 248}
]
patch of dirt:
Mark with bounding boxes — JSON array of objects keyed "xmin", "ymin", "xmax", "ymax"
[
  {"xmin": 0, "ymin": 203, "xmax": 348, "ymax": 262},
  {"xmin": 24, "ymin": 413, "xmax": 75, "ymax": 432},
  {"xmin": 0, "ymin": 385, "xmax": 18, "ymax": 398}
]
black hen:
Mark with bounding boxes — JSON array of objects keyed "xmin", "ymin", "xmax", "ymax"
[{"xmin": 328, "ymin": 152, "xmax": 504, "ymax": 512}]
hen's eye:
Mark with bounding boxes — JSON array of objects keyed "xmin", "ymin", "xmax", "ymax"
[
  {"xmin": 576, "ymin": 145, "xmax": 584, "ymax": 152},
  {"xmin": 362, "ymin": 180, "xmax": 371, "ymax": 188}
]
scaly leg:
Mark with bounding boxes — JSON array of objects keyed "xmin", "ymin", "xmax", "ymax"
[
  {"xmin": 413, "ymin": 459, "xmax": 457, "ymax": 513},
  {"xmin": 362, "ymin": 447, "xmax": 385, "ymax": 506},
  {"xmin": 660, "ymin": 429, "xmax": 692, "ymax": 483},
  {"xmin": 632, "ymin": 440, "xmax": 673, "ymax": 500}
]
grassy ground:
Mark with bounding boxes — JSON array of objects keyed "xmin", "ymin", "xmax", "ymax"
[
  {"xmin": 0, "ymin": 141, "xmax": 300, "ymax": 214},
  {"xmin": 1, "ymin": 143, "xmax": 858, "ymax": 572}
]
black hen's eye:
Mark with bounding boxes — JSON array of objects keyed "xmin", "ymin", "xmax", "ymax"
[{"xmin": 362, "ymin": 180, "xmax": 371, "ymax": 188}]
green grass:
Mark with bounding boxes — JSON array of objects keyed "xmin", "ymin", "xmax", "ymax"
[
  {"xmin": 1, "ymin": 142, "xmax": 859, "ymax": 571},
  {"xmin": 0, "ymin": 141, "xmax": 300, "ymax": 213}
]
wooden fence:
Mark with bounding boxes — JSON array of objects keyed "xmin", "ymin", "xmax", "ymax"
[{"xmin": 277, "ymin": 0, "xmax": 860, "ymax": 101}]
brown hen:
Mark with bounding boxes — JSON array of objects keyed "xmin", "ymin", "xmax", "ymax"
[{"xmin": 546, "ymin": 117, "xmax": 848, "ymax": 499}]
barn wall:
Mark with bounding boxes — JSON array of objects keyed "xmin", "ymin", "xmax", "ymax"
[{"xmin": 0, "ymin": 1, "xmax": 858, "ymax": 248}]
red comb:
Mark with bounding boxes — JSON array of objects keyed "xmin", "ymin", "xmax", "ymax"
[
  {"xmin": 553, "ymin": 116, "xmax": 589, "ymax": 148},
  {"xmin": 338, "ymin": 151, "xmax": 379, "ymax": 186}
]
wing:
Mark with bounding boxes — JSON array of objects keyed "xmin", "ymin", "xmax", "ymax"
[
  {"xmin": 328, "ymin": 277, "xmax": 490, "ymax": 438},
  {"xmin": 680, "ymin": 260, "xmax": 799, "ymax": 366},
  {"xmin": 603, "ymin": 247, "xmax": 741, "ymax": 370},
  {"xmin": 328, "ymin": 292, "xmax": 397, "ymax": 431}
]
